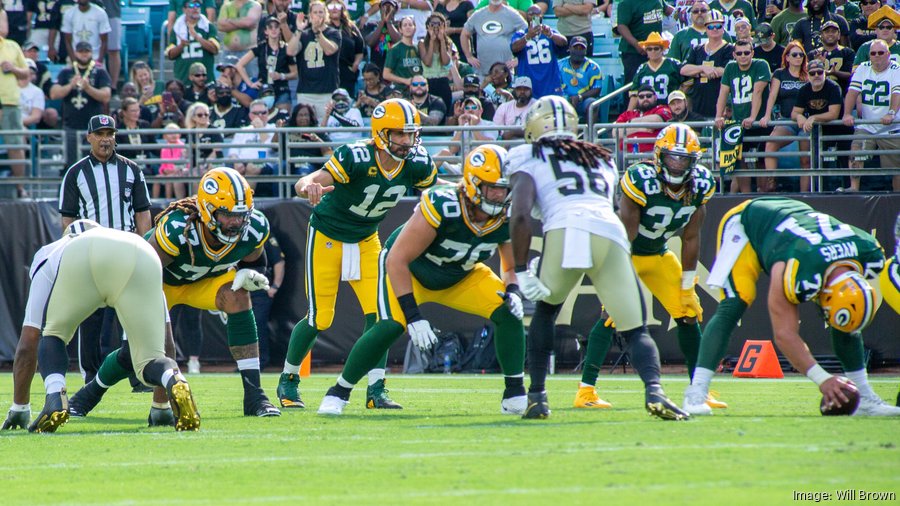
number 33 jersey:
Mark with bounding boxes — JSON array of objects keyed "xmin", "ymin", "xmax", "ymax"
[
  {"xmin": 620, "ymin": 162, "xmax": 716, "ymax": 256},
  {"xmin": 311, "ymin": 141, "xmax": 437, "ymax": 243},
  {"xmin": 507, "ymin": 144, "xmax": 628, "ymax": 252}
]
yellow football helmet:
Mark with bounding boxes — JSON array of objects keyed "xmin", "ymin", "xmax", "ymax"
[
  {"xmin": 462, "ymin": 144, "xmax": 509, "ymax": 217},
  {"xmin": 371, "ymin": 98, "xmax": 421, "ymax": 161},
  {"xmin": 523, "ymin": 95, "xmax": 579, "ymax": 143},
  {"xmin": 819, "ymin": 270, "xmax": 876, "ymax": 334},
  {"xmin": 197, "ymin": 167, "xmax": 254, "ymax": 244},
  {"xmin": 654, "ymin": 123, "xmax": 702, "ymax": 186}
]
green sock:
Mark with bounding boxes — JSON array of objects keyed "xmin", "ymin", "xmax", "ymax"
[
  {"xmin": 696, "ymin": 298, "xmax": 748, "ymax": 371},
  {"xmin": 490, "ymin": 305, "xmax": 525, "ymax": 376},
  {"xmin": 341, "ymin": 320, "xmax": 404, "ymax": 385},
  {"xmin": 831, "ymin": 328, "xmax": 866, "ymax": 372},
  {"xmin": 581, "ymin": 319, "xmax": 614, "ymax": 386},
  {"xmin": 285, "ymin": 317, "xmax": 319, "ymax": 366},
  {"xmin": 363, "ymin": 314, "xmax": 390, "ymax": 370},
  {"xmin": 677, "ymin": 320, "xmax": 701, "ymax": 380},
  {"xmin": 96, "ymin": 348, "xmax": 130, "ymax": 388},
  {"xmin": 227, "ymin": 309, "xmax": 258, "ymax": 346}
]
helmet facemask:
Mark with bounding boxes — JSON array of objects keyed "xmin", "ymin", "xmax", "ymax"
[
  {"xmin": 819, "ymin": 271, "xmax": 876, "ymax": 334},
  {"xmin": 658, "ymin": 149, "xmax": 699, "ymax": 186},
  {"xmin": 468, "ymin": 176, "xmax": 510, "ymax": 217},
  {"xmin": 207, "ymin": 206, "xmax": 251, "ymax": 244},
  {"xmin": 378, "ymin": 126, "xmax": 421, "ymax": 162}
]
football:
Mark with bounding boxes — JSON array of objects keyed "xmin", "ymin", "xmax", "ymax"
[{"xmin": 820, "ymin": 377, "xmax": 861, "ymax": 416}]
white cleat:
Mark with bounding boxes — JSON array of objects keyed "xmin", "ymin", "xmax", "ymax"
[
  {"xmin": 853, "ymin": 394, "xmax": 900, "ymax": 416},
  {"xmin": 683, "ymin": 385, "xmax": 713, "ymax": 416},
  {"xmin": 317, "ymin": 395, "xmax": 348, "ymax": 416},
  {"xmin": 501, "ymin": 395, "xmax": 527, "ymax": 415},
  {"xmin": 187, "ymin": 359, "xmax": 200, "ymax": 375}
]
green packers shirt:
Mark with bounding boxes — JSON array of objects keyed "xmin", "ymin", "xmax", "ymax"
[
  {"xmin": 722, "ymin": 59, "xmax": 771, "ymax": 121},
  {"xmin": 632, "ymin": 57, "xmax": 684, "ymax": 102}
]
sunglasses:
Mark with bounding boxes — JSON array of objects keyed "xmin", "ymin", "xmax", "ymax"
[
  {"xmin": 876, "ymin": 24, "xmax": 896, "ymax": 30},
  {"xmin": 734, "ymin": 51, "xmax": 752, "ymax": 56},
  {"xmin": 788, "ymin": 52, "xmax": 805, "ymax": 58},
  {"xmin": 193, "ymin": 73, "xmax": 207, "ymax": 77},
  {"xmin": 645, "ymin": 46, "xmax": 663, "ymax": 52},
  {"xmin": 691, "ymin": 8, "xmax": 709, "ymax": 13},
  {"xmin": 860, "ymin": 0, "xmax": 879, "ymax": 4},
  {"xmin": 707, "ymin": 24, "xmax": 724, "ymax": 30},
  {"xmin": 637, "ymin": 93, "xmax": 656, "ymax": 99},
  {"xmin": 186, "ymin": 2, "xmax": 201, "ymax": 7},
  {"xmin": 464, "ymin": 105, "xmax": 479, "ymax": 111},
  {"xmin": 410, "ymin": 81, "xmax": 427, "ymax": 86},
  {"xmin": 427, "ymin": 22, "xmax": 443, "ymax": 27},
  {"xmin": 809, "ymin": 70, "xmax": 825, "ymax": 76},
  {"xmin": 250, "ymin": 110, "xmax": 268, "ymax": 115},
  {"xmin": 327, "ymin": 4, "xmax": 342, "ymax": 10},
  {"xmin": 194, "ymin": 112, "xmax": 209, "ymax": 117},
  {"xmin": 870, "ymin": 50, "xmax": 888, "ymax": 55}
]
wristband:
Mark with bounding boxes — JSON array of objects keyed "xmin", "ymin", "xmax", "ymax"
[
  {"xmin": 270, "ymin": 283, "xmax": 279, "ymax": 290},
  {"xmin": 806, "ymin": 364, "xmax": 831, "ymax": 386},
  {"xmin": 397, "ymin": 293, "xmax": 421, "ymax": 323},
  {"xmin": 514, "ymin": 264, "xmax": 528, "ymax": 273},
  {"xmin": 505, "ymin": 283, "xmax": 520, "ymax": 295},
  {"xmin": 682, "ymin": 270, "xmax": 697, "ymax": 290}
]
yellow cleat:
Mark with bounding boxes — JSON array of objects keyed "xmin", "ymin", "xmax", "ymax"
[
  {"xmin": 573, "ymin": 386, "xmax": 613, "ymax": 409},
  {"xmin": 705, "ymin": 389, "xmax": 728, "ymax": 409},
  {"xmin": 169, "ymin": 380, "xmax": 201, "ymax": 431}
]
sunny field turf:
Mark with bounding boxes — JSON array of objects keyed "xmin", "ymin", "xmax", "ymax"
[{"xmin": 1, "ymin": 373, "xmax": 898, "ymax": 506}]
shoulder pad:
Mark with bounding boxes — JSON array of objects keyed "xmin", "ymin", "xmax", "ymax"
[
  {"xmin": 247, "ymin": 209, "xmax": 271, "ymax": 248},
  {"xmin": 419, "ymin": 185, "xmax": 459, "ymax": 228},
  {"xmin": 154, "ymin": 209, "xmax": 190, "ymax": 257},
  {"xmin": 620, "ymin": 163, "xmax": 657, "ymax": 207}
]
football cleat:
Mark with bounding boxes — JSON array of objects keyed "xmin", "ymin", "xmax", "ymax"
[
  {"xmin": 705, "ymin": 389, "xmax": 728, "ymax": 409},
  {"xmin": 244, "ymin": 391, "xmax": 281, "ymax": 417},
  {"xmin": 853, "ymin": 393, "xmax": 900, "ymax": 417},
  {"xmin": 646, "ymin": 386, "xmax": 690, "ymax": 421},
  {"xmin": 68, "ymin": 380, "xmax": 107, "ymax": 417},
  {"xmin": 522, "ymin": 391, "xmax": 551, "ymax": 420},
  {"xmin": 28, "ymin": 389, "xmax": 70, "ymax": 433},
  {"xmin": 132, "ymin": 383, "xmax": 154, "ymax": 393},
  {"xmin": 318, "ymin": 388, "xmax": 350, "ymax": 416},
  {"xmin": 2, "ymin": 408, "xmax": 30, "ymax": 430},
  {"xmin": 573, "ymin": 386, "xmax": 613, "ymax": 409},
  {"xmin": 683, "ymin": 384, "xmax": 713, "ymax": 416},
  {"xmin": 366, "ymin": 379, "xmax": 403, "ymax": 409},
  {"xmin": 276, "ymin": 373, "xmax": 305, "ymax": 408},
  {"xmin": 167, "ymin": 377, "xmax": 201, "ymax": 431},
  {"xmin": 187, "ymin": 358, "xmax": 201, "ymax": 375},
  {"xmin": 501, "ymin": 395, "xmax": 527, "ymax": 415},
  {"xmin": 148, "ymin": 406, "xmax": 176, "ymax": 427}
]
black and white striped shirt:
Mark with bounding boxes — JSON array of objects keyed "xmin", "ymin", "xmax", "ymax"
[{"xmin": 58, "ymin": 153, "xmax": 151, "ymax": 232}]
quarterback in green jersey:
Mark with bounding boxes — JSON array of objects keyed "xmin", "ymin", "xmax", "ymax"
[
  {"xmin": 317, "ymin": 145, "xmax": 527, "ymax": 416},
  {"xmin": 684, "ymin": 197, "xmax": 900, "ymax": 416},
  {"xmin": 278, "ymin": 98, "xmax": 438, "ymax": 410}
]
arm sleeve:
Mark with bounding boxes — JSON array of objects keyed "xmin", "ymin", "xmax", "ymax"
[
  {"xmin": 129, "ymin": 160, "xmax": 152, "ymax": 212},
  {"xmin": 58, "ymin": 167, "xmax": 82, "ymax": 217}
]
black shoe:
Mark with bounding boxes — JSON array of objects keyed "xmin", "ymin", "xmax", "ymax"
[
  {"xmin": 366, "ymin": 379, "xmax": 402, "ymax": 409},
  {"xmin": 28, "ymin": 390, "xmax": 70, "ymax": 433},
  {"xmin": 645, "ymin": 386, "xmax": 691, "ymax": 421},
  {"xmin": 68, "ymin": 381, "xmax": 106, "ymax": 417},
  {"xmin": 244, "ymin": 391, "xmax": 281, "ymax": 417},
  {"xmin": 132, "ymin": 384, "xmax": 154, "ymax": 393},
  {"xmin": 148, "ymin": 406, "xmax": 176, "ymax": 427},
  {"xmin": 522, "ymin": 391, "xmax": 551, "ymax": 420}
]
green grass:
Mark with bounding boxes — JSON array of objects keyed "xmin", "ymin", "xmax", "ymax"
[{"xmin": 2, "ymin": 373, "xmax": 899, "ymax": 505}]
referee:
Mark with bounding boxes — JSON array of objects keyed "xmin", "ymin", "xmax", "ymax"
[{"xmin": 58, "ymin": 114, "xmax": 152, "ymax": 385}]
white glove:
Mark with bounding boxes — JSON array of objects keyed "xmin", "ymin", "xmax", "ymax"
[
  {"xmin": 407, "ymin": 319, "xmax": 438, "ymax": 352},
  {"xmin": 498, "ymin": 290, "xmax": 524, "ymax": 320},
  {"xmin": 231, "ymin": 269, "xmax": 270, "ymax": 292},
  {"xmin": 515, "ymin": 270, "xmax": 550, "ymax": 302}
]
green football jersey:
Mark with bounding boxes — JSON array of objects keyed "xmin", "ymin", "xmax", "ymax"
[
  {"xmin": 852, "ymin": 39, "xmax": 900, "ymax": 67},
  {"xmin": 722, "ymin": 59, "xmax": 771, "ymax": 122},
  {"xmin": 632, "ymin": 58, "xmax": 684, "ymax": 102},
  {"xmin": 385, "ymin": 185, "xmax": 509, "ymax": 291},
  {"xmin": 620, "ymin": 162, "xmax": 716, "ymax": 256},
  {"xmin": 150, "ymin": 208, "xmax": 270, "ymax": 286},
  {"xmin": 708, "ymin": 0, "xmax": 757, "ymax": 35},
  {"xmin": 311, "ymin": 141, "xmax": 438, "ymax": 243},
  {"xmin": 669, "ymin": 27, "xmax": 733, "ymax": 62},
  {"xmin": 167, "ymin": 24, "xmax": 220, "ymax": 85},
  {"xmin": 741, "ymin": 197, "xmax": 885, "ymax": 304}
]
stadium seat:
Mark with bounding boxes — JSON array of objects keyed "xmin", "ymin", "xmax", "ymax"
[
  {"xmin": 128, "ymin": 0, "xmax": 169, "ymax": 41},
  {"xmin": 121, "ymin": 7, "xmax": 154, "ymax": 68}
]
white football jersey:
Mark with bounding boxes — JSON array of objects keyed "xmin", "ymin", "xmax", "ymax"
[
  {"xmin": 22, "ymin": 236, "xmax": 72, "ymax": 329},
  {"xmin": 849, "ymin": 61, "xmax": 900, "ymax": 134},
  {"xmin": 508, "ymin": 143, "xmax": 630, "ymax": 252}
]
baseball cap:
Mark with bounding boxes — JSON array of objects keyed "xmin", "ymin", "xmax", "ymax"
[
  {"xmin": 265, "ymin": 16, "xmax": 281, "ymax": 27},
  {"xmin": 216, "ymin": 54, "xmax": 239, "ymax": 71},
  {"xmin": 22, "ymin": 40, "xmax": 39, "ymax": 51},
  {"xmin": 755, "ymin": 23, "xmax": 774, "ymax": 37},
  {"xmin": 706, "ymin": 9, "xmax": 725, "ymax": 25},
  {"xmin": 75, "ymin": 41, "xmax": 93, "ymax": 52},
  {"xmin": 667, "ymin": 90, "xmax": 687, "ymax": 103},
  {"xmin": 332, "ymin": 88, "xmax": 351, "ymax": 100},
  {"xmin": 88, "ymin": 114, "xmax": 117, "ymax": 134},
  {"xmin": 636, "ymin": 84, "xmax": 656, "ymax": 94},
  {"xmin": 569, "ymin": 36, "xmax": 588, "ymax": 48},
  {"xmin": 463, "ymin": 74, "xmax": 480, "ymax": 86},
  {"xmin": 512, "ymin": 76, "xmax": 532, "ymax": 88},
  {"xmin": 821, "ymin": 20, "xmax": 840, "ymax": 31},
  {"xmin": 735, "ymin": 17, "xmax": 751, "ymax": 27},
  {"xmin": 808, "ymin": 59, "xmax": 826, "ymax": 71}
]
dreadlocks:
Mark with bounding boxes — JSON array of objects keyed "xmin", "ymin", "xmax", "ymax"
[
  {"xmin": 532, "ymin": 138, "xmax": 612, "ymax": 169},
  {"xmin": 155, "ymin": 196, "xmax": 202, "ymax": 266}
]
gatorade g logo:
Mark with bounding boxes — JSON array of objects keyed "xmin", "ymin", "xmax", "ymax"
[
  {"xmin": 723, "ymin": 124, "xmax": 742, "ymax": 145},
  {"xmin": 482, "ymin": 20, "xmax": 503, "ymax": 34},
  {"xmin": 834, "ymin": 308, "xmax": 851, "ymax": 328},
  {"xmin": 469, "ymin": 151, "xmax": 486, "ymax": 167},
  {"xmin": 736, "ymin": 343, "xmax": 762, "ymax": 372},
  {"xmin": 373, "ymin": 105, "xmax": 386, "ymax": 119},
  {"xmin": 203, "ymin": 177, "xmax": 219, "ymax": 195}
]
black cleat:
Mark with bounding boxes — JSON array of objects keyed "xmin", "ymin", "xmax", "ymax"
[
  {"xmin": 28, "ymin": 390, "xmax": 70, "ymax": 433},
  {"xmin": 522, "ymin": 391, "xmax": 551, "ymax": 420},
  {"xmin": 646, "ymin": 386, "xmax": 691, "ymax": 421},
  {"xmin": 366, "ymin": 379, "xmax": 403, "ymax": 409},
  {"xmin": 244, "ymin": 391, "xmax": 281, "ymax": 417},
  {"xmin": 68, "ymin": 381, "xmax": 106, "ymax": 418},
  {"xmin": 132, "ymin": 384, "xmax": 154, "ymax": 393},
  {"xmin": 148, "ymin": 406, "xmax": 176, "ymax": 427}
]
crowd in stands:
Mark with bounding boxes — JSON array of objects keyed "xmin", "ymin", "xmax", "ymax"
[{"xmin": 1, "ymin": 0, "xmax": 900, "ymax": 195}]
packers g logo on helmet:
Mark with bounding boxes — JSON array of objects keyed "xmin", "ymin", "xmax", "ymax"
[
  {"xmin": 463, "ymin": 144, "xmax": 509, "ymax": 218},
  {"xmin": 371, "ymin": 98, "xmax": 421, "ymax": 161},
  {"xmin": 654, "ymin": 123, "xmax": 702, "ymax": 186},
  {"xmin": 523, "ymin": 95, "xmax": 579, "ymax": 143},
  {"xmin": 819, "ymin": 270, "xmax": 876, "ymax": 334},
  {"xmin": 197, "ymin": 167, "xmax": 254, "ymax": 245}
]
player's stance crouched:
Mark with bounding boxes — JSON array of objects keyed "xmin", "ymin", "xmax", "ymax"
[
  {"xmin": 318, "ymin": 145, "xmax": 527, "ymax": 415},
  {"xmin": 28, "ymin": 222, "xmax": 199, "ymax": 432},
  {"xmin": 683, "ymin": 197, "xmax": 900, "ymax": 416}
]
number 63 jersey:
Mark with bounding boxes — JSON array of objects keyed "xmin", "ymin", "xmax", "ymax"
[
  {"xmin": 507, "ymin": 144, "xmax": 629, "ymax": 253},
  {"xmin": 311, "ymin": 141, "xmax": 437, "ymax": 243}
]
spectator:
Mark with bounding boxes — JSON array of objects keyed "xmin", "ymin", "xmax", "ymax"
[
  {"xmin": 209, "ymin": 81, "xmax": 251, "ymax": 130},
  {"xmin": 790, "ymin": 0, "xmax": 849, "ymax": 52},
  {"xmin": 407, "ymin": 74, "xmax": 447, "ymax": 126},
  {"xmin": 150, "ymin": 79, "xmax": 188, "ymax": 128},
  {"xmin": 155, "ymin": 122, "xmax": 188, "ymax": 199},
  {"xmin": 61, "ymin": 0, "xmax": 110, "ymax": 66},
  {"xmin": 218, "ymin": 0, "xmax": 263, "ymax": 77},
  {"xmin": 384, "ymin": 16, "xmax": 423, "ymax": 92},
  {"xmin": 237, "ymin": 16, "xmax": 298, "ymax": 111},
  {"xmin": 615, "ymin": 83, "xmax": 673, "ymax": 155},
  {"xmin": 628, "ymin": 32, "xmax": 683, "ymax": 110},
  {"xmin": 790, "ymin": 59, "xmax": 846, "ymax": 191},
  {"xmin": 493, "ymin": 75, "xmax": 535, "ymax": 139},
  {"xmin": 753, "ymin": 22, "xmax": 784, "ymax": 72},
  {"xmin": 616, "ymin": 0, "xmax": 669, "ymax": 84},
  {"xmin": 434, "ymin": 96, "xmax": 497, "ymax": 172},
  {"xmin": 167, "ymin": 0, "xmax": 221, "ymax": 86},
  {"xmin": 842, "ymin": 39, "xmax": 900, "ymax": 192},
  {"xmin": 19, "ymin": 59, "xmax": 45, "ymax": 129},
  {"xmin": 98, "ymin": 0, "xmax": 121, "ymax": 94},
  {"xmin": 131, "ymin": 61, "xmax": 164, "ymax": 121},
  {"xmin": 114, "ymin": 97, "xmax": 156, "ymax": 170},
  {"xmin": 116, "ymin": 82, "xmax": 153, "ymax": 124},
  {"xmin": 510, "ymin": 5, "xmax": 566, "ymax": 100},
  {"xmin": 6, "ymin": 0, "xmax": 28, "ymax": 45},
  {"xmin": 356, "ymin": 63, "xmax": 391, "ymax": 117},
  {"xmin": 681, "ymin": 10, "xmax": 734, "ymax": 119},
  {"xmin": 849, "ymin": 0, "xmax": 879, "ymax": 51},
  {"xmin": 0, "ymin": 40, "xmax": 29, "ymax": 198},
  {"xmin": 27, "ymin": 0, "xmax": 57, "ymax": 50},
  {"xmin": 49, "ymin": 41, "xmax": 111, "ymax": 169},
  {"xmin": 554, "ymin": 0, "xmax": 596, "ymax": 56},
  {"xmin": 474, "ymin": 0, "xmax": 532, "ymax": 17},
  {"xmin": 762, "ymin": 0, "xmax": 783, "ymax": 23},
  {"xmin": 184, "ymin": 101, "xmax": 224, "ymax": 174},
  {"xmin": 362, "ymin": 0, "xmax": 401, "ymax": 70},
  {"xmin": 322, "ymin": 88, "xmax": 365, "ymax": 142},
  {"xmin": 852, "ymin": 12, "xmax": 900, "ymax": 70},
  {"xmin": 228, "ymin": 99, "xmax": 277, "ymax": 192},
  {"xmin": 286, "ymin": 102, "xmax": 332, "ymax": 176},
  {"xmin": 252, "ymin": 233, "xmax": 286, "ymax": 370},
  {"xmin": 461, "ymin": 0, "xmax": 526, "ymax": 80},
  {"xmin": 715, "ymin": 38, "xmax": 771, "ymax": 193},
  {"xmin": 769, "ymin": 0, "xmax": 805, "ymax": 46},
  {"xmin": 760, "ymin": 40, "xmax": 808, "ymax": 191},
  {"xmin": 21, "ymin": 41, "xmax": 51, "ymax": 95},
  {"xmin": 670, "ymin": 1, "xmax": 725, "ymax": 62},
  {"xmin": 733, "ymin": 14, "xmax": 753, "ymax": 42},
  {"xmin": 709, "ymin": 0, "xmax": 757, "ymax": 37},
  {"xmin": 259, "ymin": 84, "xmax": 290, "ymax": 124},
  {"xmin": 185, "ymin": 62, "xmax": 212, "ymax": 104},
  {"xmin": 258, "ymin": 0, "xmax": 296, "ymax": 45},
  {"xmin": 215, "ymin": 54, "xmax": 255, "ymax": 108},
  {"xmin": 833, "ymin": 0, "xmax": 859, "ymax": 21},
  {"xmin": 447, "ymin": 73, "xmax": 495, "ymax": 124},
  {"xmin": 167, "ymin": 0, "xmax": 217, "ymax": 38},
  {"xmin": 287, "ymin": 0, "xmax": 341, "ymax": 121},
  {"xmin": 482, "ymin": 61, "xmax": 513, "ymax": 108},
  {"xmin": 419, "ymin": 12, "xmax": 454, "ymax": 111},
  {"xmin": 667, "ymin": 89, "xmax": 706, "ymax": 122},
  {"xmin": 559, "ymin": 36, "xmax": 602, "ymax": 123},
  {"xmin": 434, "ymin": 0, "xmax": 474, "ymax": 62},
  {"xmin": 396, "ymin": 0, "xmax": 433, "ymax": 43},
  {"xmin": 47, "ymin": 0, "xmax": 75, "ymax": 63},
  {"xmin": 327, "ymin": 0, "xmax": 366, "ymax": 95},
  {"xmin": 809, "ymin": 20, "xmax": 854, "ymax": 92}
]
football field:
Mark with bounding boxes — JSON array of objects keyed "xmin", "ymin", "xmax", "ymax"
[{"xmin": 1, "ymin": 373, "xmax": 898, "ymax": 505}]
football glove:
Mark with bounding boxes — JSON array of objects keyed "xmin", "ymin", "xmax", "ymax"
[
  {"xmin": 231, "ymin": 269, "xmax": 270, "ymax": 292},
  {"xmin": 498, "ymin": 289, "xmax": 524, "ymax": 320},
  {"xmin": 2, "ymin": 407, "xmax": 30, "ymax": 430},
  {"xmin": 515, "ymin": 269, "xmax": 550, "ymax": 302},
  {"xmin": 407, "ymin": 319, "xmax": 438, "ymax": 352},
  {"xmin": 680, "ymin": 287, "xmax": 703, "ymax": 322}
]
